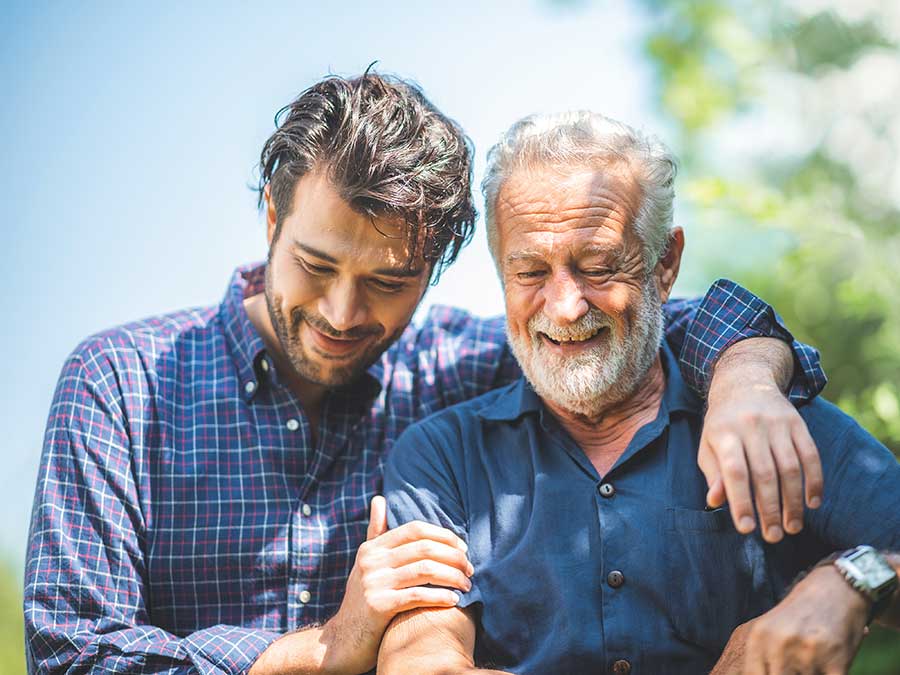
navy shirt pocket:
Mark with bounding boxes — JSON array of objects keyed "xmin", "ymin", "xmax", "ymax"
[{"xmin": 664, "ymin": 507, "xmax": 776, "ymax": 656}]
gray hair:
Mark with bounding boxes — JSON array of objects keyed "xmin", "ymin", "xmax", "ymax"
[{"xmin": 481, "ymin": 111, "xmax": 678, "ymax": 271}]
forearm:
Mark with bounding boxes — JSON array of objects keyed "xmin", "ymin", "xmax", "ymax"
[
  {"xmin": 248, "ymin": 624, "xmax": 332, "ymax": 675},
  {"xmin": 710, "ymin": 337, "xmax": 793, "ymax": 397},
  {"xmin": 378, "ymin": 608, "xmax": 512, "ymax": 675}
]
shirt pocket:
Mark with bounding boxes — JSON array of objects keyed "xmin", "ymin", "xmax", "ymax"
[{"xmin": 664, "ymin": 507, "xmax": 776, "ymax": 655}]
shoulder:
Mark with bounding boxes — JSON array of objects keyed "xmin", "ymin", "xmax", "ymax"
[
  {"xmin": 800, "ymin": 397, "xmax": 896, "ymax": 468},
  {"xmin": 388, "ymin": 382, "xmax": 519, "ymax": 465},
  {"xmin": 63, "ymin": 305, "xmax": 219, "ymax": 384},
  {"xmin": 800, "ymin": 397, "xmax": 870, "ymax": 446}
]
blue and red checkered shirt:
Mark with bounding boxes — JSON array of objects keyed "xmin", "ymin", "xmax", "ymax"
[{"xmin": 24, "ymin": 263, "xmax": 825, "ymax": 675}]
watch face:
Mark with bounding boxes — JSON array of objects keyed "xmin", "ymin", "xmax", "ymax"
[{"xmin": 851, "ymin": 550, "xmax": 897, "ymax": 588}]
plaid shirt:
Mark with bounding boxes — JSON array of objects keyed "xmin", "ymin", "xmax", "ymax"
[{"xmin": 25, "ymin": 263, "xmax": 825, "ymax": 675}]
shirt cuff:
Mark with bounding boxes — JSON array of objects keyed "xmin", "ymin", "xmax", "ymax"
[
  {"xmin": 184, "ymin": 624, "xmax": 281, "ymax": 675},
  {"xmin": 682, "ymin": 278, "xmax": 827, "ymax": 404}
]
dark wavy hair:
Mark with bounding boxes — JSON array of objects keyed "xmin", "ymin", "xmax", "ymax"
[{"xmin": 257, "ymin": 71, "xmax": 476, "ymax": 282}]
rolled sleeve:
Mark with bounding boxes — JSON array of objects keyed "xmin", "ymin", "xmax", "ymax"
[{"xmin": 680, "ymin": 278, "xmax": 827, "ymax": 403}]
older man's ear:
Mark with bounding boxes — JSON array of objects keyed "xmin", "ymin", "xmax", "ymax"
[{"xmin": 652, "ymin": 227, "xmax": 685, "ymax": 302}]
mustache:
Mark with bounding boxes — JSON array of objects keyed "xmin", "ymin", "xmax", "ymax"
[
  {"xmin": 528, "ymin": 307, "xmax": 615, "ymax": 340},
  {"xmin": 291, "ymin": 307, "xmax": 383, "ymax": 340}
]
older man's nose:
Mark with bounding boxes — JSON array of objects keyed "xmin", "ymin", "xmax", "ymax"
[{"xmin": 543, "ymin": 270, "xmax": 589, "ymax": 325}]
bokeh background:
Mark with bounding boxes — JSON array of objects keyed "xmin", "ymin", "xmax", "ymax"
[{"xmin": 2, "ymin": 1, "xmax": 899, "ymax": 672}]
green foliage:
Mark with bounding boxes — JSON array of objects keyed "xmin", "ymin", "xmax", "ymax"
[
  {"xmin": 641, "ymin": 0, "xmax": 900, "ymax": 457},
  {"xmin": 0, "ymin": 560, "xmax": 24, "ymax": 675}
]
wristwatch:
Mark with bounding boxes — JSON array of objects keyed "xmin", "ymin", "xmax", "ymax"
[{"xmin": 833, "ymin": 546, "xmax": 899, "ymax": 624}]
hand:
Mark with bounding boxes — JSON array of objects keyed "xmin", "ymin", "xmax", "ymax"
[
  {"xmin": 700, "ymin": 350, "xmax": 823, "ymax": 542},
  {"xmin": 739, "ymin": 566, "xmax": 869, "ymax": 674},
  {"xmin": 321, "ymin": 496, "xmax": 473, "ymax": 675}
]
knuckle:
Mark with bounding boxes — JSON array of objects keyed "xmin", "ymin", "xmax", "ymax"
[
  {"xmin": 780, "ymin": 463, "xmax": 802, "ymax": 481},
  {"xmin": 755, "ymin": 467, "xmax": 777, "ymax": 484},
  {"xmin": 722, "ymin": 461, "xmax": 748, "ymax": 481}
]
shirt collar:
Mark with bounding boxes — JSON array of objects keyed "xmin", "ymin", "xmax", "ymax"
[
  {"xmin": 220, "ymin": 263, "xmax": 270, "ymax": 401},
  {"xmin": 478, "ymin": 341, "xmax": 702, "ymax": 423},
  {"xmin": 219, "ymin": 262, "xmax": 383, "ymax": 405}
]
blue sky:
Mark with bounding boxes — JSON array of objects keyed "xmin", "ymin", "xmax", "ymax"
[{"xmin": 2, "ymin": 0, "xmax": 670, "ymax": 563}]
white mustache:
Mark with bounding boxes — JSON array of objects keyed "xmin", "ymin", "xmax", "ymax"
[{"xmin": 528, "ymin": 308, "xmax": 614, "ymax": 342}]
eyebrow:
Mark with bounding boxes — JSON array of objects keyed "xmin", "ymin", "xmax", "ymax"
[
  {"xmin": 505, "ymin": 243, "xmax": 623, "ymax": 266},
  {"xmin": 293, "ymin": 241, "xmax": 425, "ymax": 279}
]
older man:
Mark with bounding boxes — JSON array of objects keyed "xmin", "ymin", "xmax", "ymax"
[{"xmin": 379, "ymin": 112, "xmax": 900, "ymax": 674}]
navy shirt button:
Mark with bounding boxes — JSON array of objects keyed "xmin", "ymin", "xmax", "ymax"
[
  {"xmin": 598, "ymin": 482, "xmax": 615, "ymax": 498},
  {"xmin": 607, "ymin": 570, "xmax": 625, "ymax": 588},
  {"xmin": 611, "ymin": 659, "xmax": 631, "ymax": 674}
]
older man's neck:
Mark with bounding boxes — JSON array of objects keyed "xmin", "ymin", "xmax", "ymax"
[{"xmin": 545, "ymin": 356, "xmax": 667, "ymax": 477}]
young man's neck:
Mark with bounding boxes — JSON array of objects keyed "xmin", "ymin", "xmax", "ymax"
[{"xmin": 543, "ymin": 356, "xmax": 667, "ymax": 476}]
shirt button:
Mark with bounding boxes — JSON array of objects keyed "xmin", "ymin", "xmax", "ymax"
[
  {"xmin": 301, "ymin": 503, "xmax": 312, "ymax": 517},
  {"xmin": 607, "ymin": 570, "xmax": 625, "ymax": 588},
  {"xmin": 260, "ymin": 359, "xmax": 270, "ymax": 372},
  {"xmin": 598, "ymin": 482, "xmax": 615, "ymax": 498},
  {"xmin": 286, "ymin": 418, "xmax": 300, "ymax": 431},
  {"xmin": 611, "ymin": 659, "xmax": 631, "ymax": 675},
  {"xmin": 244, "ymin": 381, "xmax": 257, "ymax": 395},
  {"xmin": 299, "ymin": 590, "xmax": 312, "ymax": 604}
]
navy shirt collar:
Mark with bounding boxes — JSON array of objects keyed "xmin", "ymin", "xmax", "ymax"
[{"xmin": 478, "ymin": 341, "xmax": 702, "ymax": 423}]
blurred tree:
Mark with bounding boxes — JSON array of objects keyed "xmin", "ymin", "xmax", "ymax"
[
  {"xmin": 0, "ymin": 559, "xmax": 24, "ymax": 674},
  {"xmin": 639, "ymin": 0, "xmax": 900, "ymax": 457}
]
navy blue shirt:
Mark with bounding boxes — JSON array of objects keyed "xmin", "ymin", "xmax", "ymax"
[{"xmin": 385, "ymin": 345, "xmax": 900, "ymax": 675}]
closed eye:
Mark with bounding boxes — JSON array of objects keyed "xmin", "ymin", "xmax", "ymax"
[
  {"xmin": 297, "ymin": 257, "xmax": 334, "ymax": 276},
  {"xmin": 369, "ymin": 278, "xmax": 406, "ymax": 293},
  {"xmin": 582, "ymin": 268, "xmax": 614, "ymax": 277}
]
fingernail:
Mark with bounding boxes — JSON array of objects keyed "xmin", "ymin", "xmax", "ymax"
[
  {"xmin": 809, "ymin": 496, "xmax": 821, "ymax": 509},
  {"xmin": 459, "ymin": 540, "xmax": 469, "ymax": 553},
  {"xmin": 787, "ymin": 519, "xmax": 802, "ymax": 534},
  {"xmin": 467, "ymin": 563, "xmax": 475, "ymax": 577},
  {"xmin": 739, "ymin": 517, "xmax": 755, "ymax": 533},
  {"xmin": 767, "ymin": 526, "xmax": 783, "ymax": 541}
]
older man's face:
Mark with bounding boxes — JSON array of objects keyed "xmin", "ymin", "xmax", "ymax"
[{"xmin": 495, "ymin": 165, "xmax": 671, "ymax": 415}]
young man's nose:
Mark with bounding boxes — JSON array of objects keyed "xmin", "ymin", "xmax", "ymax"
[{"xmin": 319, "ymin": 279, "xmax": 368, "ymax": 332}]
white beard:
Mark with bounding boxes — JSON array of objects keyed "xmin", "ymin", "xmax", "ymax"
[{"xmin": 506, "ymin": 278, "xmax": 664, "ymax": 417}]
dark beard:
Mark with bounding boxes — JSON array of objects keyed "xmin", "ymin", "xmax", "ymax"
[{"xmin": 263, "ymin": 267, "xmax": 402, "ymax": 389}]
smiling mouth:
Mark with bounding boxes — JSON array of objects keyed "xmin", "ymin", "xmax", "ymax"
[
  {"xmin": 539, "ymin": 326, "xmax": 608, "ymax": 346},
  {"xmin": 306, "ymin": 323, "xmax": 373, "ymax": 359}
]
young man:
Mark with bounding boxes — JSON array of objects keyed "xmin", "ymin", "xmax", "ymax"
[{"xmin": 25, "ymin": 74, "xmax": 825, "ymax": 675}]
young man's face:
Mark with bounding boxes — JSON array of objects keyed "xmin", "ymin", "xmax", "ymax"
[{"xmin": 264, "ymin": 170, "xmax": 430, "ymax": 388}]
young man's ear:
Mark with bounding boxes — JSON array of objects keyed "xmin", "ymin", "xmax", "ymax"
[
  {"xmin": 264, "ymin": 184, "xmax": 278, "ymax": 246},
  {"xmin": 653, "ymin": 227, "xmax": 684, "ymax": 303}
]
